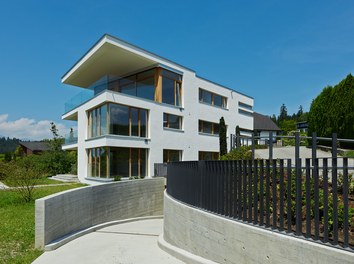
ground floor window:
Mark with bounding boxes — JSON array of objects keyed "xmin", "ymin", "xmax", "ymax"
[
  {"xmin": 198, "ymin": 151, "xmax": 219, "ymax": 160},
  {"xmin": 163, "ymin": 149, "xmax": 182, "ymax": 163},
  {"xmin": 88, "ymin": 147, "xmax": 147, "ymax": 178}
]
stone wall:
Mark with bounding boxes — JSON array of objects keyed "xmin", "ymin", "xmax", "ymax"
[
  {"xmin": 163, "ymin": 192, "xmax": 354, "ymax": 264},
  {"xmin": 35, "ymin": 178, "xmax": 165, "ymax": 249}
]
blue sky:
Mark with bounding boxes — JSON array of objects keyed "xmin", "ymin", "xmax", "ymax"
[{"xmin": 1, "ymin": 0, "xmax": 354, "ymax": 140}]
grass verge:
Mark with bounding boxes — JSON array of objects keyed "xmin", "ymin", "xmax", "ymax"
[
  {"xmin": 0, "ymin": 183, "xmax": 86, "ymax": 263},
  {"xmin": 3, "ymin": 177, "xmax": 63, "ymax": 187}
]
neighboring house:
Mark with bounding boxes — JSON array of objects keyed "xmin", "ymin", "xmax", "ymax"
[
  {"xmin": 61, "ymin": 34, "xmax": 254, "ymax": 183},
  {"xmin": 253, "ymin": 112, "xmax": 281, "ymax": 144},
  {"xmin": 296, "ymin": 121, "xmax": 308, "ymax": 133},
  {"xmin": 19, "ymin": 141, "xmax": 50, "ymax": 155}
]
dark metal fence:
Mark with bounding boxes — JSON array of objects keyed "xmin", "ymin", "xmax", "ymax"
[{"xmin": 167, "ymin": 158, "xmax": 354, "ymax": 251}]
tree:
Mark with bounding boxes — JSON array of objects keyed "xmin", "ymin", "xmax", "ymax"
[
  {"xmin": 219, "ymin": 117, "xmax": 227, "ymax": 156},
  {"xmin": 278, "ymin": 103, "xmax": 288, "ymax": 123},
  {"xmin": 3, "ymin": 155, "xmax": 45, "ymax": 202},
  {"xmin": 297, "ymin": 105, "xmax": 303, "ymax": 119},
  {"xmin": 308, "ymin": 74, "xmax": 354, "ymax": 148}
]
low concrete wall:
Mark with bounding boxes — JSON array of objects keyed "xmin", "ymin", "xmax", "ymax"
[
  {"xmin": 35, "ymin": 178, "xmax": 165, "ymax": 249},
  {"xmin": 163, "ymin": 192, "xmax": 354, "ymax": 264}
]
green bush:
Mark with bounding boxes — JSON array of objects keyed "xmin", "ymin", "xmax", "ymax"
[{"xmin": 220, "ymin": 146, "xmax": 252, "ymax": 160}]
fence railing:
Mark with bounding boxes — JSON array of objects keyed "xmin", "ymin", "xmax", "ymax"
[
  {"xmin": 231, "ymin": 132, "xmax": 354, "ymax": 161},
  {"xmin": 166, "ymin": 158, "xmax": 354, "ymax": 252}
]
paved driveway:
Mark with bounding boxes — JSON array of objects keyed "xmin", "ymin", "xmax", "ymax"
[{"xmin": 33, "ymin": 219, "xmax": 184, "ymax": 264}]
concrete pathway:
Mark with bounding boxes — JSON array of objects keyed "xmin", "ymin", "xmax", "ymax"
[
  {"xmin": 33, "ymin": 219, "xmax": 184, "ymax": 264},
  {"xmin": 0, "ymin": 181, "xmax": 8, "ymax": 190}
]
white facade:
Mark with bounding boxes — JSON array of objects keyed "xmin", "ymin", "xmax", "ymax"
[{"xmin": 62, "ymin": 34, "xmax": 254, "ymax": 183}]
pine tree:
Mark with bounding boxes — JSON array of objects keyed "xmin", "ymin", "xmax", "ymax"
[{"xmin": 219, "ymin": 117, "xmax": 227, "ymax": 156}]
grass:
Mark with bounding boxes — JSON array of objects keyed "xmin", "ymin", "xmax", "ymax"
[
  {"xmin": 344, "ymin": 150, "xmax": 354, "ymax": 157},
  {"xmin": 3, "ymin": 177, "xmax": 63, "ymax": 187},
  {"xmin": 0, "ymin": 183, "xmax": 86, "ymax": 264},
  {"xmin": 0, "ymin": 154, "xmax": 4, "ymax": 162}
]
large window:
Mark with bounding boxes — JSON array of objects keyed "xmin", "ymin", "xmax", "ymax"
[
  {"xmin": 161, "ymin": 69, "xmax": 182, "ymax": 106},
  {"xmin": 199, "ymin": 120, "xmax": 220, "ymax": 135},
  {"xmin": 163, "ymin": 113, "xmax": 182, "ymax": 130},
  {"xmin": 88, "ymin": 103, "xmax": 148, "ymax": 138},
  {"xmin": 88, "ymin": 104, "xmax": 107, "ymax": 138},
  {"xmin": 88, "ymin": 147, "xmax": 147, "ymax": 178},
  {"xmin": 163, "ymin": 149, "xmax": 182, "ymax": 162},
  {"xmin": 199, "ymin": 89, "xmax": 227, "ymax": 108},
  {"xmin": 198, "ymin": 151, "xmax": 219, "ymax": 160},
  {"xmin": 88, "ymin": 147, "xmax": 108, "ymax": 178},
  {"xmin": 106, "ymin": 67, "xmax": 182, "ymax": 107}
]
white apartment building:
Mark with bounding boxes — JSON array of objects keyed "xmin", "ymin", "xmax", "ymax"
[{"xmin": 62, "ymin": 34, "xmax": 254, "ymax": 183}]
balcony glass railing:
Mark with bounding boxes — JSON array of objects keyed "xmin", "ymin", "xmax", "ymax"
[
  {"xmin": 64, "ymin": 130, "xmax": 78, "ymax": 145},
  {"xmin": 64, "ymin": 89, "xmax": 94, "ymax": 113},
  {"xmin": 64, "ymin": 67, "xmax": 183, "ymax": 113}
]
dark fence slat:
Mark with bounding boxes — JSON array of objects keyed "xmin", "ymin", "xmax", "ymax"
[
  {"xmin": 332, "ymin": 157, "xmax": 338, "ymax": 244},
  {"xmin": 323, "ymin": 158, "xmax": 329, "ymax": 243},
  {"xmin": 266, "ymin": 160, "xmax": 271, "ymax": 228},
  {"xmin": 272, "ymin": 159, "xmax": 277, "ymax": 229},
  {"xmin": 313, "ymin": 158, "xmax": 320, "ymax": 240},
  {"xmin": 343, "ymin": 157, "xmax": 349, "ymax": 248},
  {"xmin": 253, "ymin": 160, "xmax": 259, "ymax": 225},
  {"xmin": 243, "ymin": 160, "xmax": 247, "ymax": 221},
  {"xmin": 296, "ymin": 158, "xmax": 302, "ymax": 236},
  {"xmin": 279, "ymin": 159, "xmax": 284, "ymax": 231},
  {"xmin": 248, "ymin": 159, "xmax": 253, "ymax": 223},
  {"xmin": 305, "ymin": 159, "xmax": 311, "ymax": 238},
  {"xmin": 259, "ymin": 160, "xmax": 265, "ymax": 226},
  {"xmin": 287, "ymin": 159, "xmax": 292, "ymax": 233}
]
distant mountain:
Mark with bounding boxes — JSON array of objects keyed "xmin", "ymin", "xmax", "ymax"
[{"xmin": 0, "ymin": 137, "xmax": 21, "ymax": 154}]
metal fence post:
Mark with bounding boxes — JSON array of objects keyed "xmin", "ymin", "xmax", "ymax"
[
  {"xmin": 251, "ymin": 132, "xmax": 255, "ymax": 160},
  {"xmin": 295, "ymin": 132, "xmax": 300, "ymax": 163},
  {"xmin": 332, "ymin": 133, "xmax": 337, "ymax": 158},
  {"xmin": 312, "ymin": 132, "xmax": 317, "ymax": 166},
  {"xmin": 269, "ymin": 132, "xmax": 273, "ymax": 160}
]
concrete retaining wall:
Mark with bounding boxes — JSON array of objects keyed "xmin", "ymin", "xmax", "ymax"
[
  {"xmin": 35, "ymin": 178, "xmax": 165, "ymax": 249},
  {"xmin": 163, "ymin": 192, "xmax": 354, "ymax": 264}
]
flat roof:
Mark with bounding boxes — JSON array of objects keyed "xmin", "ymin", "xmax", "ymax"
[{"xmin": 62, "ymin": 34, "xmax": 253, "ymax": 99}]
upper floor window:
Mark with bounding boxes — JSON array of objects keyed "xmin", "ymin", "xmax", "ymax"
[
  {"xmin": 199, "ymin": 120, "xmax": 220, "ymax": 135},
  {"xmin": 238, "ymin": 109, "xmax": 253, "ymax": 117},
  {"xmin": 161, "ymin": 69, "xmax": 182, "ymax": 106},
  {"xmin": 163, "ymin": 113, "xmax": 182, "ymax": 130},
  {"xmin": 238, "ymin": 101, "xmax": 253, "ymax": 110},
  {"xmin": 199, "ymin": 88, "xmax": 227, "ymax": 108},
  {"xmin": 106, "ymin": 67, "xmax": 182, "ymax": 107},
  {"xmin": 88, "ymin": 103, "xmax": 148, "ymax": 139}
]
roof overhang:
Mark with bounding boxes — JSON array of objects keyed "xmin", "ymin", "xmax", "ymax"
[
  {"xmin": 62, "ymin": 35, "xmax": 159, "ymax": 88},
  {"xmin": 62, "ymin": 34, "xmax": 195, "ymax": 88}
]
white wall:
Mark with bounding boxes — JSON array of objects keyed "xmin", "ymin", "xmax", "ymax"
[{"xmin": 62, "ymin": 40, "xmax": 254, "ymax": 182}]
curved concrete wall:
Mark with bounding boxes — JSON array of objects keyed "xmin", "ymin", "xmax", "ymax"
[
  {"xmin": 35, "ymin": 178, "xmax": 165, "ymax": 249},
  {"xmin": 163, "ymin": 192, "xmax": 354, "ymax": 264}
]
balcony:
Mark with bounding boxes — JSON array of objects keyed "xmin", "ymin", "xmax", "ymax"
[
  {"xmin": 64, "ymin": 130, "xmax": 78, "ymax": 145},
  {"xmin": 64, "ymin": 67, "xmax": 183, "ymax": 114}
]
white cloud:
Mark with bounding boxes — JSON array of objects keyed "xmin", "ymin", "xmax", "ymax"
[{"xmin": 0, "ymin": 114, "xmax": 75, "ymax": 140}]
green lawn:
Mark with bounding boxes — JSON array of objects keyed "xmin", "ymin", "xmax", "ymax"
[
  {"xmin": 3, "ymin": 177, "xmax": 63, "ymax": 187},
  {"xmin": 0, "ymin": 184, "xmax": 86, "ymax": 264},
  {"xmin": 344, "ymin": 150, "xmax": 354, "ymax": 157}
]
